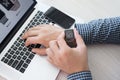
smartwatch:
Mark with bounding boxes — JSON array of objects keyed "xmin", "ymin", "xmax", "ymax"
[
  {"xmin": 65, "ymin": 29, "xmax": 77, "ymax": 48},
  {"xmin": 0, "ymin": 0, "xmax": 20, "ymax": 11},
  {"xmin": 0, "ymin": 9, "xmax": 8, "ymax": 24}
]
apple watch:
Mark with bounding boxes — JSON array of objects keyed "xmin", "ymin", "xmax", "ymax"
[
  {"xmin": 0, "ymin": 9, "xmax": 8, "ymax": 25},
  {"xmin": 64, "ymin": 29, "xmax": 77, "ymax": 48},
  {"xmin": 0, "ymin": 0, "xmax": 20, "ymax": 11}
]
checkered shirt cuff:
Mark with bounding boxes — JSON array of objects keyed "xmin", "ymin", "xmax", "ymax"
[{"xmin": 67, "ymin": 71, "xmax": 92, "ymax": 80}]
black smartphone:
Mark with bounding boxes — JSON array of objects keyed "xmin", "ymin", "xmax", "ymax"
[{"xmin": 44, "ymin": 7, "xmax": 75, "ymax": 29}]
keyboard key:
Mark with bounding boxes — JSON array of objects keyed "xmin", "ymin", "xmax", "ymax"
[
  {"xmin": 10, "ymin": 51, "xmax": 14, "ymax": 55},
  {"xmin": 35, "ymin": 44, "xmax": 41, "ymax": 48},
  {"xmin": 12, "ymin": 60, "xmax": 19, "ymax": 68},
  {"xmin": 1, "ymin": 57, "xmax": 5, "ymax": 61},
  {"xmin": 22, "ymin": 56, "xmax": 27, "ymax": 60},
  {"xmin": 20, "ymin": 68, "xmax": 25, "ymax": 73},
  {"xmin": 4, "ymin": 53, "xmax": 8, "ymax": 57},
  {"xmin": 16, "ymin": 60, "xmax": 24, "ymax": 70},
  {"xmin": 25, "ymin": 52, "xmax": 30, "ymax": 56},
  {"xmin": 19, "ymin": 39, "xmax": 23, "ymax": 43},
  {"xmin": 16, "ymin": 43, "xmax": 20, "ymax": 47},
  {"xmin": 21, "ymin": 43, "xmax": 25, "ymax": 46},
  {"xmin": 12, "ymin": 55, "xmax": 17, "ymax": 59},
  {"xmin": 20, "ymin": 52, "xmax": 24, "ymax": 56},
  {"xmin": 8, "ymin": 59, "xmax": 14, "ymax": 66},
  {"xmin": 13, "ymin": 46, "xmax": 17, "ymax": 51},
  {"xmin": 7, "ymin": 55, "xmax": 12, "ymax": 59},
  {"xmin": 17, "ymin": 56, "xmax": 21, "ymax": 60},
  {"xmin": 36, "ymin": 22, "xmax": 40, "ymax": 25},
  {"xmin": 28, "ymin": 54, "xmax": 34, "ymax": 59},
  {"xmin": 8, "ymin": 49, "xmax": 11, "ymax": 53},
  {"xmin": 16, "ymin": 51, "xmax": 20, "ymax": 55},
  {"xmin": 23, "ymin": 48, "xmax": 27, "ymax": 51},
  {"xmin": 32, "ymin": 22, "xmax": 35, "ymax": 25},
  {"xmin": 23, "ymin": 63, "xmax": 28, "ymax": 68},
  {"xmin": 18, "ymin": 47, "xmax": 22, "ymax": 50},
  {"xmin": 26, "ymin": 59, "xmax": 31, "ymax": 64},
  {"xmin": 4, "ymin": 59, "xmax": 9, "ymax": 63},
  {"xmin": 27, "ymin": 46, "xmax": 32, "ymax": 51}
]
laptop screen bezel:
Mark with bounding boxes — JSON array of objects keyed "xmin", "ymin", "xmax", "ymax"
[{"xmin": 0, "ymin": 0, "xmax": 37, "ymax": 53}]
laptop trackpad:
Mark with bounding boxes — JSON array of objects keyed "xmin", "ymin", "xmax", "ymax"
[{"xmin": 20, "ymin": 55, "xmax": 59, "ymax": 80}]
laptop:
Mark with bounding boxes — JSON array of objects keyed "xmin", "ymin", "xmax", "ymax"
[{"xmin": 0, "ymin": 0, "xmax": 60, "ymax": 80}]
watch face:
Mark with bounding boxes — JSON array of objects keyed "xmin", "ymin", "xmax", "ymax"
[
  {"xmin": 0, "ymin": 0, "xmax": 14, "ymax": 10},
  {"xmin": 65, "ymin": 30, "xmax": 74, "ymax": 39},
  {"xmin": 0, "ymin": 10, "xmax": 5, "ymax": 19}
]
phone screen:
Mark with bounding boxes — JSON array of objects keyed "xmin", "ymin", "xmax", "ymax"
[{"xmin": 44, "ymin": 7, "xmax": 75, "ymax": 29}]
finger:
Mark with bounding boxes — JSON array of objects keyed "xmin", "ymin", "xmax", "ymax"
[
  {"xmin": 25, "ymin": 36, "xmax": 43, "ymax": 46},
  {"xmin": 27, "ymin": 26, "xmax": 40, "ymax": 31},
  {"xmin": 57, "ymin": 32, "xmax": 68, "ymax": 49},
  {"xmin": 29, "ymin": 24, "xmax": 48, "ymax": 30},
  {"xmin": 47, "ymin": 56, "xmax": 55, "ymax": 66},
  {"xmin": 47, "ymin": 56, "xmax": 58, "ymax": 68},
  {"xmin": 31, "ymin": 24, "xmax": 49, "ymax": 30},
  {"xmin": 32, "ymin": 48, "xmax": 46, "ymax": 55},
  {"xmin": 46, "ymin": 48, "xmax": 55, "ymax": 58},
  {"xmin": 22, "ymin": 30, "xmax": 40, "ymax": 39},
  {"xmin": 49, "ymin": 40, "xmax": 59, "ymax": 53},
  {"xmin": 74, "ymin": 29, "xmax": 85, "ymax": 47}
]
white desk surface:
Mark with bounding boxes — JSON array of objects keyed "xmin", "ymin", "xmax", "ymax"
[{"xmin": 37, "ymin": 0, "xmax": 120, "ymax": 80}]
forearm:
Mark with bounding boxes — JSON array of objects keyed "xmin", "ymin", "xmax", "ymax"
[{"xmin": 75, "ymin": 17, "xmax": 120, "ymax": 44}]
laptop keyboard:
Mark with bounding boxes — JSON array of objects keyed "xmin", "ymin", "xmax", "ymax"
[{"xmin": 1, "ymin": 11, "xmax": 50, "ymax": 73}]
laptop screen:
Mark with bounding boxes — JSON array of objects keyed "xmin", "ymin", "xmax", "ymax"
[{"xmin": 0, "ymin": 0, "xmax": 35, "ymax": 44}]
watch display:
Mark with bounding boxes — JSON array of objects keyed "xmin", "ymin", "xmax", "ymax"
[
  {"xmin": 0, "ymin": 9, "xmax": 8, "ymax": 25},
  {"xmin": 65, "ymin": 29, "xmax": 77, "ymax": 48},
  {"xmin": 0, "ymin": 0, "xmax": 20, "ymax": 11}
]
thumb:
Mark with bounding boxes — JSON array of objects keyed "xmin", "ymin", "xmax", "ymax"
[
  {"xmin": 57, "ymin": 32, "xmax": 68, "ymax": 49},
  {"xmin": 74, "ymin": 29, "xmax": 85, "ymax": 47},
  {"xmin": 32, "ymin": 48, "xmax": 46, "ymax": 55}
]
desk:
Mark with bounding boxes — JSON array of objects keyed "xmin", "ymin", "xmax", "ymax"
[{"xmin": 37, "ymin": 0, "xmax": 120, "ymax": 80}]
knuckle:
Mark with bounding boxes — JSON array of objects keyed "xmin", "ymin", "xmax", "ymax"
[
  {"xmin": 28, "ymin": 27, "xmax": 33, "ymax": 31},
  {"xmin": 49, "ymin": 41, "xmax": 53, "ymax": 46},
  {"xmin": 26, "ymin": 37, "xmax": 31, "ymax": 43},
  {"xmin": 26, "ymin": 31, "xmax": 30, "ymax": 36},
  {"xmin": 49, "ymin": 40, "xmax": 55, "ymax": 46},
  {"xmin": 60, "ymin": 49, "xmax": 69, "ymax": 57},
  {"xmin": 57, "ymin": 55, "xmax": 63, "ymax": 61},
  {"xmin": 46, "ymin": 48, "xmax": 50, "ymax": 54}
]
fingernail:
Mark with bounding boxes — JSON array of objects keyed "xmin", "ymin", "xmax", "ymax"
[
  {"xmin": 25, "ymin": 43, "xmax": 28, "ymax": 47},
  {"xmin": 21, "ymin": 35, "xmax": 24, "ymax": 39},
  {"xmin": 32, "ymin": 49, "xmax": 35, "ymax": 52}
]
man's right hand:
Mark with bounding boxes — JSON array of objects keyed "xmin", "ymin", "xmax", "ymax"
[{"xmin": 22, "ymin": 24, "xmax": 64, "ymax": 55}]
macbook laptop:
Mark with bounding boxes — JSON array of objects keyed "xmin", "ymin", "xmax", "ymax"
[{"xmin": 0, "ymin": 0, "xmax": 60, "ymax": 80}]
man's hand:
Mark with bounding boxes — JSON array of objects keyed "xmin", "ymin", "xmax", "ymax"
[
  {"xmin": 22, "ymin": 24, "xmax": 64, "ymax": 55},
  {"xmin": 46, "ymin": 29, "xmax": 89, "ymax": 74}
]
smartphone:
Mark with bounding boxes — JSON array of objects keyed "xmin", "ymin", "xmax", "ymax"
[{"xmin": 44, "ymin": 7, "xmax": 75, "ymax": 29}]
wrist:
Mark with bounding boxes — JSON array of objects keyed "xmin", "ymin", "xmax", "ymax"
[{"xmin": 68, "ymin": 64, "xmax": 89, "ymax": 74}]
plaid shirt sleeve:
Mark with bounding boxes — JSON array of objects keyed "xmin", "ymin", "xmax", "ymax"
[
  {"xmin": 75, "ymin": 17, "xmax": 120, "ymax": 44},
  {"xmin": 67, "ymin": 71, "xmax": 92, "ymax": 80}
]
